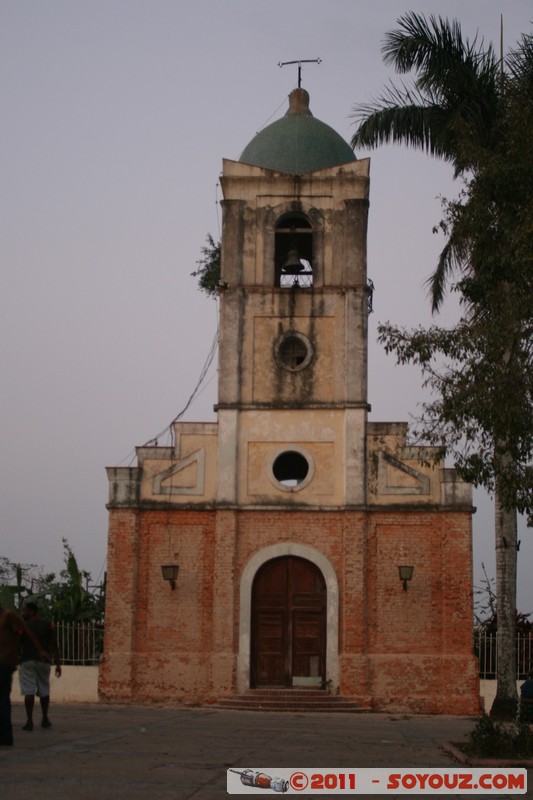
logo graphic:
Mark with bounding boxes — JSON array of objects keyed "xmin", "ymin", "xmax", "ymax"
[{"xmin": 229, "ymin": 769, "xmax": 289, "ymax": 793}]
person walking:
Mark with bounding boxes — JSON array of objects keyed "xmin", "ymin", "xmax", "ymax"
[
  {"xmin": 19, "ymin": 602, "xmax": 61, "ymax": 731},
  {"xmin": 0, "ymin": 603, "xmax": 48, "ymax": 746}
]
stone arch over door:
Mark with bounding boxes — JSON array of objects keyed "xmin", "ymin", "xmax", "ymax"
[{"xmin": 238, "ymin": 543, "xmax": 339, "ymax": 693}]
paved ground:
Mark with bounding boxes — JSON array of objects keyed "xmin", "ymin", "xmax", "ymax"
[{"xmin": 1, "ymin": 703, "xmax": 530, "ymax": 799}]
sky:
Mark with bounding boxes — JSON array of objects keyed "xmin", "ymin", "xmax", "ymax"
[{"xmin": 1, "ymin": 0, "xmax": 532, "ymax": 613}]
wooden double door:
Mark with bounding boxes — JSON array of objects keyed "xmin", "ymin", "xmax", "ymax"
[{"xmin": 251, "ymin": 556, "xmax": 326, "ymax": 688}]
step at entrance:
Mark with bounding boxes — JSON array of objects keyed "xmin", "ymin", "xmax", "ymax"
[{"xmin": 217, "ymin": 689, "xmax": 365, "ymax": 713}]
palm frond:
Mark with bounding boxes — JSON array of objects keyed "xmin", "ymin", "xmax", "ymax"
[
  {"xmin": 426, "ymin": 240, "xmax": 456, "ymax": 313},
  {"xmin": 506, "ymin": 32, "xmax": 533, "ymax": 85},
  {"xmin": 351, "ymin": 84, "xmax": 464, "ymax": 165},
  {"xmin": 426, "ymin": 220, "xmax": 472, "ymax": 313},
  {"xmin": 352, "ymin": 13, "xmax": 500, "ymax": 173},
  {"xmin": 351, "ymin": 104, "xmax": 448, "ymax": 160},
  {"xmin": 383, "ymin": 12, "xmax": 468, "ymax": 76}
]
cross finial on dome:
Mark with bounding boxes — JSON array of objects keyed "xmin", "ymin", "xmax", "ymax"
[{"xmin": 278, "ymin": 58, "xmax": 321, "ymax": 88}]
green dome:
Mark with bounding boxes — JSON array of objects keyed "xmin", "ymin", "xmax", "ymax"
[{"xmin": 239, "ymin": 89, "xmax": 356, "ymax": 175}]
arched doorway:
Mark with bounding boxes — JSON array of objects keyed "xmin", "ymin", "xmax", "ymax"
[{"xmin": 251, "ymin": 556, "xmax": 326, "ymax": 688}]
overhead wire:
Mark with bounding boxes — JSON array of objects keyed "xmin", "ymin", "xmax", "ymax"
[
  {"xmin": 233, "ymin": 93, "xmax": 289, "ymax": 160},
  {"xmin": 215, "ymin": 182, "xmax": 221, "ymax": 239},
  {"xmin": 254, "ymin": 94, "xmax": 289, "ymax": 133},
  {"xmin": 140, "ymin": 323, "xmax": 219, "ymax": 453},
  {"xmin": 120, "ymin": 123, "xmax": 225, "ymax": 467}
]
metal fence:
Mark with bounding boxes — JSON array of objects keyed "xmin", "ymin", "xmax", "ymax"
[
  {"xmin": 52, "ymin": 624, "xmax": 533, "ymax": 674},
  {"xmin": 54, "ymin": 621, "xmax": 104, "ymax": 666},
  {"xmin": 475, "ymin": 631, "xmax": 533, "ymax": 680}
]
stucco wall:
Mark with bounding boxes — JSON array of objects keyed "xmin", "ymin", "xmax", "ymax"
[
  {"xmin": 13, "ymin": 665, "xmax": 99, "ymax": 703},
  {"xmin": 12, "ymin": 669, "xmax": 510, "ymax": 711},
  {"xmin": 480, "ymin": 680, "xmax": 524, "ymax": 713}
]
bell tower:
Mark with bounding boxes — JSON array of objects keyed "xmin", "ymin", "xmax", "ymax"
[{"xmin": 216, "ymin": 88, "xmax": 371, "ymax": 509}]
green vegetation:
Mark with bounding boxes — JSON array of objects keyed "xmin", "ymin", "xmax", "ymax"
[
  {"xmin": 351, "ymin": 13, "xmax": 533, "ymax": 719},
  {"xmin": 465, "ymin": 713, "xmax": 533, "ymax": 759},
  {"xmin": 192, "ymin": 233, "xmax": 221, "ymax": 298},
  {"xmin": 0, "ymin": 539, "xmax": 105, "ymax": 624}
]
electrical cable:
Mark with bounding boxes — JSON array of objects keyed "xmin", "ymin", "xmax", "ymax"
[
  {"xmin": 254, "ymin": 94, "xmax": 291, "ymax": 133},
  {"xmin": 141, "ymin": 324, "xmax": 219, "ymax": 452},
  {"xmin": 234, "ymin": 93, "xmax": 289, "ymax": 160}
]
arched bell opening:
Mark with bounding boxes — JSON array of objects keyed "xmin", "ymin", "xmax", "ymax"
[{"xmin": 274, "ymin": 213, "xmax": 313, "ymax": 288}]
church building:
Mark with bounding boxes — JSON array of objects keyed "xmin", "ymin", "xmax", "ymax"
[{"xmin": 100, "ymin": 87, "xmax": 480, "ymax": 714}]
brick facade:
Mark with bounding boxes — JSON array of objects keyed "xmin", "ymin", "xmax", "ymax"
[{"xmin": 100, "ymin": 504, "xmax": 479, "ymax": 713}]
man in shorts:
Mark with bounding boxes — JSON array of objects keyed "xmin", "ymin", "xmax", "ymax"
[
  {"xmin": 19, "ymin": 602, "xmax": 61, "ymax": 731},
  {"xmin": 0, "ymin": 604, "xmax": 49, "ymax": 746}
]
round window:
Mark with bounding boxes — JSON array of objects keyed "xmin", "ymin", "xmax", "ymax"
[
  {"xmin": 276, "ymin": 333, "xmax": 313, "ymax": 371},
  {"xmin": 271, "ymin": 449, "xmax": 314, "ymax": 491}
]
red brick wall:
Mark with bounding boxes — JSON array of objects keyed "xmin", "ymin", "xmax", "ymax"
[
  {"xmin": 365, "ymin": 512, "xmax": 479, "ymax": 713},
  {"xmin": 99, "ymin": 506, "xmax": 479, "ymax": 713},
  {"xmin": 100, "ymin": 509, "xmax": 218, "ymax": 702}
]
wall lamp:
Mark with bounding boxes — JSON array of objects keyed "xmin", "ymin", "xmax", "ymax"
[
  {"xmin": 398, "ymin": 565, "xmax": 414, "ymax": 591},
  {"xmin": 161, "ymin": 564, "xmax": 180, "ymax": 590}
]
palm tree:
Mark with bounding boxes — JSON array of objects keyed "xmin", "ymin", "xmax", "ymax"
[
  {"xmin": 351, "ymin": 12, "xmax": 533, "ymax": 719},
  {"xmin": 352, "ymin": 12, "xmax": 501, "ymax": 310}
]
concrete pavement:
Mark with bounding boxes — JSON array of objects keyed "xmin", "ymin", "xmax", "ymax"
[{"xmin": 1, "ymin": 703, "xmax": 530, "ymax": 799}]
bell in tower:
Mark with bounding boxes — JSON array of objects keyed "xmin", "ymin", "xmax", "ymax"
[{"xmin": 217, "ymin": 85, "xmax": 370, "ymax": 508}]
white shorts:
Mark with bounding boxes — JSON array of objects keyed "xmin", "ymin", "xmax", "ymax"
[{"xmin": 19, "ymin": 661, "xmax": 51, "ymax": 697}]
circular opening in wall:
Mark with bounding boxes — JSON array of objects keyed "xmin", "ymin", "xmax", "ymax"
[
  {"xmin": 276, "ymin": 333, "xmax": 313, "ymax": 371},
  {"xmin": 272, "ymin": 450, "xmax": 312, "ymax": 490}
]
